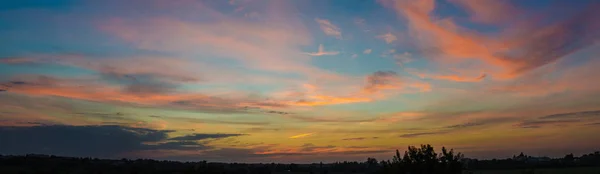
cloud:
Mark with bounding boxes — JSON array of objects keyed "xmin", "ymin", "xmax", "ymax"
[
  {"xmin": 292, "ymin": 95, "xmax": 372, "ymax": 106},
  {"xmin": 169, "ymin": 133, "xmax": 244, "ymax": 141},
  {"xmin": 510, "ymin": 110, "xmax": 600, "ymax": 129},
  {"xmin": 315, "ymin": 18, "xmax": 342, "ymax": 39},
  {"xmin": 586, "ymin": 122, "xmax": 600, "ymax": 126},
  {"xmin": 449, "ymin": 0, "xmax": 519, "ymax": 24},
  {"xmin": 539, "ymin": 110, "xmax": 600, "ymax": 120},
  {"xmin": 432, "ymin": 73, "xmax": 487, "ymax": 82},
  {"xmin": 264, "ymin": 110, "xmax": 291, "ymax": 115},
  {"xmin": 72, "ymin": 112, "xmax": 137, "ymax": 123},
  {"xmin": 363, "ymin": 49, "xmax": 372, "ymax": 54},
  {"xmin": 380, "ymin": 0, "xmax": 600, "ymax": 78},
  {"xmin": 399, "ymin": 131, "xmax": 448, "ymax": 138},
  {"xmin": 283, "ymin": 114, "xmax": 376, "ymax": 123},
  {"xmin": 499, "ymin": 8, "xmax": 600, "ymax": 77},
  {"xmin": 351, "ymin": 54, "xmax": 358, "ymax": 58},
  {"xmin": 289, "ymin": 133, "xmax": 314, "ymax": 139},
  {"xmin": 408, "ymin": 69, "xmax": 487, "ymax": 82},
  {"xmin": 0, "ymin": 57, "xmax": 38, "ymax": 64},
  {"xmin": 300, "ymin": 143, "xmax": 336, "ymax": 151},
  {"xmin": 0, "ymin": 75, "xmax": 294, "ymax": 114},
  {"xmin": 394, "ymin": 52, "xmax": 413, "ymax": 66},
  {"xmin": 363, "ymin": 71, "xmax": 401, "ymax": 93},
  {"xmin": 354, "ymin": 18, "xmax": 366, "ymax": 25},
  {"xmin": 305, "ymin": 44, "xmax": 340, "ymax": 56},
  {"xmin": 516, "ymin": 120, "xmax": 581, "ymax": 129},
  {"xmin": 341, "ymin": 137, "xmax": 379, "ymax": 141},
  {"xmin": 2, "ymin": 56, "xmax": 201, "ymax": 84},
  {"xmin": 397, "ymin": 117, "xmax": 512, "ymax": 138},
  {"xmin": 100, "ymin": 4, "xmax": 343, "ymax": 81},
  {"xmin": 445, "ymin": 122, "xmax": 484, "ymax": 129},
  {"xmin": 510, "ymin": 110, "xmax": 600, "ymax": 128},
  {"xmin": 0, "ymin": 125, "xmax": 220, "ymax": 158},
  {"xmin": 372, "ymin": 112, "xmax": 426, "ymax": 123},
  {"xmin": 154, "ymin": 116, "xmax": 270, "ymax": 126},
  {"xmin": 377, "ymin": 32, "xmax": 397, "ymax": 44}
]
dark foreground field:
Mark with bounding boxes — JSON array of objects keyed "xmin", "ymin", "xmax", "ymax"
[
  {"xmin": 1, "ymin": 144, "xmax": 599, "ymax": 174},
  {"xmin": 470, "ymin": 167, "xmax": 600, "ymax": 174}
]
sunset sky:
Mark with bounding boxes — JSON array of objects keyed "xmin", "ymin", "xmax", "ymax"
[{"xmin": 1, "ymin": 0, "xmax": 600, "ymax": 163}]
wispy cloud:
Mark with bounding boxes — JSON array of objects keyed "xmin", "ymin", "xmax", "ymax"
[
  {"xmin": 289, "ymin": 132, "xmax": 314, "ymax": 139},
  {"xmin": 363, "ymin": 49, "xmax": 372, "ymax": 54},
  {"xmin": 341, "ymin": 137, "xmax": 379, "ymax": 141},
  {"xmin": 408, "ymin": 68, "xmax": 487, "ymax": 82},
  {"xmin": 354, "ymin": 18, "xmax": 365, "ymax": 25},
  {"xmin": 513, "ymin": 110, "xmax": 600, "ymax": 129},
  {"xmin": 516, "ymin": 120, "xmax": 581, "ymax": 129},
  {"xmin": 0, "ymin": 75, "xmax": 290, "ymax": 114},
  {"xmin": 393, "ymin": 52, "xmax": 413, "ymax": 66},
  {"xmin": 399, "ymin": 131, "xmax": 448, "ymax": 138},
  {"xmin": 449, "ymin": 0, "xmax": 519, "ymax": 24},
  {"xmin": 315, "ymin": 18, "xmax": 342, "ymax": 39},
  {"xmin": 539, "ymin": 110, "xmax": 600, "ymax": 120},
  {"xmin": 305, "ymin": 44, "xmax": 340, "ymax": 56},
  {"xmin": 169, "ymin": 133, "xmax": 244, "ymax": 141},
  {"xmin": 586, "ymin": 122, "xmax": 600, "ymax": 126},
  {"xmin": 445, "ymin": 122, "xmax": 484, "ymax": 129},
  {"xmin": 284, "ymin": 114, "xmax": 376, "ymax": 123},
  {"xmin": 377, "ymin": 32, "xmax": 397, "ymax": 44}
]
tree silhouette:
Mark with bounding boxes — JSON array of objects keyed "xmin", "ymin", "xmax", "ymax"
[{"xmin": 379, "ymin": 144, "xmax": 463, "ymax": 174}]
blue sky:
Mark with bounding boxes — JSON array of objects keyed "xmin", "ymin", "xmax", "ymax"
[{"xmin": 1, "ymin": 0, "xmax": 600, "ymax": 163}]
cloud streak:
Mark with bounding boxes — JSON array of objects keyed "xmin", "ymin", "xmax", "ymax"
[
  {"xmin": 315, "ymin": 18, "xmax": 342, "ymax": 39},
  {"xmin": 305, "ymin": 44, "xmax": 340, "ymax": 56},
  {"xmin": 289, "ymin": 133, "xmax": 314, "ymax": 139},
  {"xmin": 341, "ymin": 137, "xmax": 379, "ymax": 141},
  {"xmin": 169, "ymin": 133, "xmax": 244, "ymax": 141}
]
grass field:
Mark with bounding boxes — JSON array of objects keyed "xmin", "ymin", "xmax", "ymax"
[{"xmin": 469, "ymin": 167, "xmax": 600, "ymax": 174}]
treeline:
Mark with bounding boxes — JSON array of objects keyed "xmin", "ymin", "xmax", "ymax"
[
  {"xmin": 376, "ymin": 144, "xmax": 463, "ymax": 174},
  {"xmin": 466, "ymin": 151, "xmax": 600, "ymax": 170},
  {"xmin": 1, "ymin": 144, "xmax": 599, "ymax": 174}
]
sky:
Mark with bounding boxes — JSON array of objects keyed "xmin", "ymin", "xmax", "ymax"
[{"xmin": 1, "ymin": 0, "xmax": 600, "ymax": 163}]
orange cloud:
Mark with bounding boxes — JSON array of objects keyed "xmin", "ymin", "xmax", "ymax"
[
  {"xmin": 415, "ymin": 73, "xmax": 487, "ymax": 82},
  {"xmin": 293, "ymin": 95, "xmax": 372, "ymax": 106},
  {"xmin": 0, "ymin": 76, "xmax": 290, "ymax": 113},
  {"xmin": 381, "ymin": 0, "xmax": 600, "ymax": 79},
  {"xmin": 289, "ymin": 133, "xmax": 314, "ymax": 139}
]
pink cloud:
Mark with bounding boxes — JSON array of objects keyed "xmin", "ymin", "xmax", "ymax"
[
  {"xmin": 304, "ymin": 44, "xmax": 340, "ymax": 56},
  {"xmin": 99, "ymin": 2, "xmax": 345, "ymax": 81},
  {"xmin": 315, "ymin": 18, "xmax": 342, "ymax": 39}
]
